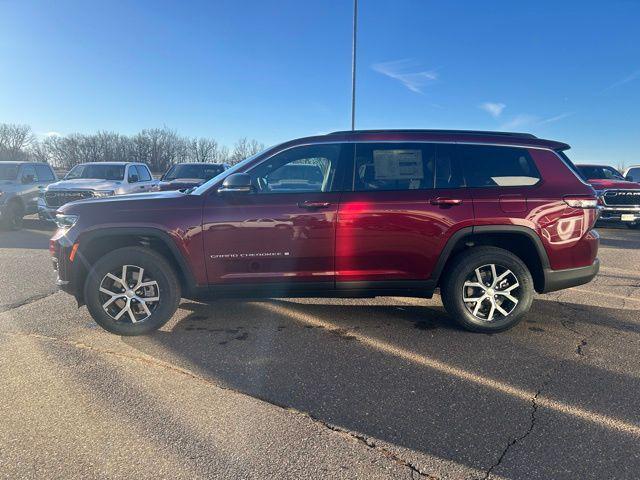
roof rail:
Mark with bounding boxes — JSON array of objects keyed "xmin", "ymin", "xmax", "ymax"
[{"xmin": 327, "ymin": 129, "xmax": 538, "ymax": 139}]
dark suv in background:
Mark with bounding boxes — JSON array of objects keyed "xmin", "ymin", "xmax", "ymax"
[{"xmin": 50, "ymin": 130, "xmax": 600, "ymax": 335}]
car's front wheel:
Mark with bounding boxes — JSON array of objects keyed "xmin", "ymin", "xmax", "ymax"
[
  {"xmin": 440, "ymin": 247, "xmax": 534, "ymax": 333},
  {"xmin": 84, "ymin": 247, "xmax": 181, "ymax": 335}
]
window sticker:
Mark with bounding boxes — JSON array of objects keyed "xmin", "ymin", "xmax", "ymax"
[{"xmin": 373, "ymin": 149, "xmax": 423, "ymax": 180}]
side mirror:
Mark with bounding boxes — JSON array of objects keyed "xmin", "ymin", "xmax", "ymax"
[
  {"xmin": 129, "ymin": 174, "xmax": 139, "ymax": 183},
  {"xmin": 218, "ymin": 173, "xmax": 252, "ymax": 193}
]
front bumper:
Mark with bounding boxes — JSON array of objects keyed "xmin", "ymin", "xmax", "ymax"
[
  {"xmin": 37, "ymin": 198, "xmax": 57, "ymax": 222},
  {"xmin": 598, "ymin": 206, "xmax": 640, "ymax": 224},
  {"xmin": 542, "ymin": 258, "xmax": 600, "ymax": 293}
]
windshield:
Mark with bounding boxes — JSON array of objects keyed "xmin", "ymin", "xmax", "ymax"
[
  {"xmin": 191, "ymin": 148, "xmax": 271, "ymax": 195},
  {"xmin": 163, "ymin": 163, "xmax": 225, "ymax": 181},
  {"xmin": 0, "ymin": 164, "xmax": 19, "ymax": 180},
  {"xmin": 577, "ymin": 165, "xmax": 625, "ymax": 181},
  {"xmin": 65, "ymin": 164, "xmax": 125, "ymax": 181}
]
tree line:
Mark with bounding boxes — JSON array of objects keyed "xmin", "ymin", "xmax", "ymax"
[{"xmin": 0, "ymin": 123, "xmax": 265, "ymax": 172}]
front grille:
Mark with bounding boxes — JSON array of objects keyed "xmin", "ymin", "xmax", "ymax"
[
  {"xmin": 602, "ymin": 190, "xmax": 640, "ymax": 207},
  {"xmin": 44, "ymin": 190, "xmax": 94, "ymax": 208}
]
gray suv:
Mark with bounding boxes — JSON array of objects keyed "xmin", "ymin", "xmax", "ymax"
[{"xmin": 0, "ymin": 162, "xmax": 57, "ymax": 229}]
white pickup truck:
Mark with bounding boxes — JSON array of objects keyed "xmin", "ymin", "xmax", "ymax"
[{"xmin": 38, "ymin": 162, "xmax": 158, "ymax": 221}]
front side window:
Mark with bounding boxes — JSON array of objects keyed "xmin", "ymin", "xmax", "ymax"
[
  {"xmin": 354, "ymin": 143, "xmax": 436, "ymax": 191},
  {"xmin": 249, "ymin": 144, "xmax": 341, "ymax": 194},
  {"xmin": 458, "ymin": 145, "xmax": 541, "ymax": 187},
  {"xmin": 627, "ymin": 167, "xmax": 640, "ymax": 182},
  {"xmin": 35, "ymin": 164, "xmax": 55, "ymax": 182},
  {"xmin": 577, "ymin": 165, "xmax": 625, "ymax": 181},
  {"xmin": 66, "ymin": 164, "xmax": 126, "ymax": 181},
  {"xmin": 128, "ymin": 166, "xmax": 140, "ymax": 182},
  {"xmin": 137, "ymin": 165, "xmax": 152, "ymax": 182}
]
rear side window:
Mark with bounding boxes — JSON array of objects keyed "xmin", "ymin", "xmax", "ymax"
[
  {"xmin": 137, "ymin": 165, "xmax": 152, "ymax": 181},
  {"xmin": 354, "ymin": 143, "xmax": 436, "ymax": 191},
  {"xmin": 627, "ymin": 167, "xmax": 640, "ymax": 182},
  {"xmin": 458, "ymin": 145, "xmax": 540, "ymax": 187},
  {"xmin": 34, "ymin": 164, "xmax": 55, "ymax": 182}
]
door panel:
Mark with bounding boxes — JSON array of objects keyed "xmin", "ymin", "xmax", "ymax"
[
  {"xmin": 336, "ymin": 188, "xmax": 473, "ymax": 281},
  {"xmin": 203, "ymin": 192, "xmax": 340, "ymax": 284}
]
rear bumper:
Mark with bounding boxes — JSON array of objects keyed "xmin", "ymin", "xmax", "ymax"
[{"xmin": 542, "ymin": 258, "xmax": 600, "ymax": 293}]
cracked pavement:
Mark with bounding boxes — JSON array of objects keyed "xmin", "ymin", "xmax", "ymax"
[{"xmin": 1, "ymin": 218, "xmax": 640, "ymax": 479}]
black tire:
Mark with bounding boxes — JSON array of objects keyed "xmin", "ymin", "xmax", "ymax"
[
  {"xmin": 84, "ymin": 246, "xmax": 181, "ymax": 336},
  {"xmin": 1, "ymin": 201, "xmax": 24, "ymax": 230},
  {"xmin": 440, "ymin": 246, "xmax": 534, "ymax": 333}
]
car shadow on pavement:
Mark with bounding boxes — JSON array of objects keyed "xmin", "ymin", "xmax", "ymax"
[
  {"xmin": 122, "ymin": 297, "xmax": 640, "ymax": 477},
  {"xmin": 0, "ymin": 216, "xmax": 55, "ymax": 249}
]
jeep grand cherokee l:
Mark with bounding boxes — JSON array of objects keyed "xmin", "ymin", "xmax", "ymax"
[
  {"xmin": 576, "ymin": 164, "xmax": 640, "ymax": 228},
  {"xmin": 49, "ymin": 130, "xmax": 600, "ymax": 335}
]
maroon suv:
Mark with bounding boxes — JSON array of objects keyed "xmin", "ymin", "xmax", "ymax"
[{"xmin": 50, "ymin": 130, "xmax": 600, "ymax": 335}]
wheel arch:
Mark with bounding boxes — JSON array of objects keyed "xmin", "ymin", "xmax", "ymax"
[
  {"xmin": 71, "ymin": 227, "xmax": 197, "ymax": 303},
  {"xmin": 432, "ymin": 225, "xmax": 550, "ymax": 293}
]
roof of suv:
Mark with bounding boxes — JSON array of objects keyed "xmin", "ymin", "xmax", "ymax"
[{"xmin": 311, "ymin": 129, "xmax": 570, "ymax": 151}]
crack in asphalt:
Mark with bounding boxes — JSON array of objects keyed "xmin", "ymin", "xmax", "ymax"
[
  {"xmin": 0, "ymin": 289, "xmax": 58, "ymax": 314},
  {"xmin": 478, "ymin": 373, "xmax": 551, "ymax": 480},
  {"xmin": 0, "ymin": 330, "xmax": 436, "ymax": 479}
]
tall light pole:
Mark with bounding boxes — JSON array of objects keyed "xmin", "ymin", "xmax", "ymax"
[{"xmin": 351, "ymin": 0, "xmax": 358, "ymax": 131}]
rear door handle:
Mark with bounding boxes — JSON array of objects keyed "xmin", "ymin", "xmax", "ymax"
[
  {"xmin": 298, "ymin": 201, "xmax": 331, "ymax": 209},
  {"xmin": 430, "ymin": 197, "xmax": 463, "ymax": 206}
]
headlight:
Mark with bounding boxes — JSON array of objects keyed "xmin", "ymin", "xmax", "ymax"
[
  {"xmin": 93, "ymin": 190, "xmax": 115, "ymax": 198},
  {"xmin": 55, "ymin": 214, "xmax": 79, "ymax": 229}
]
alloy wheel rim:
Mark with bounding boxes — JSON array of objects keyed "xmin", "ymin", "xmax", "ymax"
[
  {"xmin": 462, "ymin": 264, "xmax": 520, "ymax": 322},
  {"xmin": 98, "ymin": 265, "xmax": 160, "ymax": 323}
]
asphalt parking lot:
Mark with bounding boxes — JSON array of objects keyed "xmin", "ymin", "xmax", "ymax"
[{"xmin": 1, "ymin": 218, "xmax": 639, "ymax": 479}]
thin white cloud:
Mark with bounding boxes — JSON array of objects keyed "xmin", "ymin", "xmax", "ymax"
[
  {"xmin": 605, "ymin": 69, "xmax": 640, "ymax": 91},
  {"xmin": 499, "ymin": 112, "xmax": 573, "ymax": 130},
  {"xmin": 538, "ymin": 112, "xmax": 574, "ymax": 124},
  {"xmin": 371, "ymin": 59, "xmax": 438, "ymax": 94},
  {"xmin": 479, "ymin": 102, "xmax": 506, "ymax": 118},
  {"xmin": 500, "ymin": 114, "xmax": 539, "ymax": 130},
  {"xmin": 45, "ymin": 131, "xmax": 61, "ymax": 137}
]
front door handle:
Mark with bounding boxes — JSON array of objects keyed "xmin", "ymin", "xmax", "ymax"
[
  {"xmin": 298, "ymin": 201, "xmax": 331, "ymax": 210},
  {"xmin": 430, "ymin": 197, "xmax": 463, "ymax": 206}
]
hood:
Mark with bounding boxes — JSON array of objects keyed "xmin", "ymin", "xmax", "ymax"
[
  {"xmin": 47, "ymin": 178, "xmax": 122, "ymax": 191},
  {"xmin": 587, "ymin": 178, "xmax": 640, "ymax": 191},
  {"xmin": 59, "ymin": 190, "xmax": 185, "ymax": 211}
]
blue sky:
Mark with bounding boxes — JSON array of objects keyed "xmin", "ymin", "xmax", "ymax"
[{"xmin": 1, "ymin": 0, "xmax": 639, "ymax": 166}]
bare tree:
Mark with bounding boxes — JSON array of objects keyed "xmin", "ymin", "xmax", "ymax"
[
  {"xmin": 229, "ymin": 137, "xmax": 265, "ymax": 165},
  {"xmin": 0, "ymin": 124, "xmax": 34, "ymax": 161},
  {"xmin": 188, "ymin": 138, "xmax": 218, "ymax": 163}
]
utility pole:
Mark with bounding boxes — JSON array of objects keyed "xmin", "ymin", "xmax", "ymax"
[{"xmin": 351, "ymin": 0, "xmax": 358, "ymax": 131}]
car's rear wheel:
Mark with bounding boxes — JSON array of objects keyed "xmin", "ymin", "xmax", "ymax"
[
  {"xmin": 441, "ymin": 247, "xmax": 534, "ymax": 333},
  {"xmin": 84, "ymin": 247, "xmax": 181, "ymax": 335},
  {"xmin": 1, "ymin": 201, "xmax": 24, "ymax": 230}
]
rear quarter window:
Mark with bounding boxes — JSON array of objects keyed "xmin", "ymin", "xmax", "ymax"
[{"xmin": 458, "ymin": 145, "xmax": 540, "ymax": 187}]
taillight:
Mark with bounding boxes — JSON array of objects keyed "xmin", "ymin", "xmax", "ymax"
[
  {"xmin": 49, "ymin": 240, "xmax": 56, "ymax": 256},
  {"xmin": 563, "ymin": 195, "xmax": 598, "ymax": 209}
]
